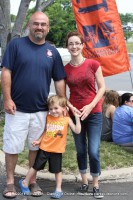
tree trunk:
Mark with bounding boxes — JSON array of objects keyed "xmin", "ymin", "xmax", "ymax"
[
  {"xmin": 35, "ymin": 0, "xmax": 55, "ymax": 11},
  {"xmin": 0, "ymin": 0, "xmax": 56, "ymax": 59},
  {"xmin": 11, "ymin": 0, "xmax": 32, "ymax": 39},
  {"xmin": 0, "ymin": 0, "xmax": 11, "ymax": 56}
]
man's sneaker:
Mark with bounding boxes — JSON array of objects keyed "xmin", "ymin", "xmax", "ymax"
[
  {"xmin": 79, "ymin": 184, "xmax": 89, "ymax": 193},
  {"xmin": 93, "ymin": 187, "xmax": 104, "ymax": 199}
]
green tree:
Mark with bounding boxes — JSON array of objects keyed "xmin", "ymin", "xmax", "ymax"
[
  {"xmin": 45, "ymin": 0, "xmax": 76, "ymax": 47},
  {"xmin": 120, "ymin": 13, "xmax": 133, "ymax": 25},
  {"xmin": 0, "ymin": 0, "xmax": 55, "ymax": 59},
  {"xmin": 125, "ymin": 32, "xmax": 133, "ymax": 41},
  {"xmin": 119, "ymin": 13, "xmax": 133, "ymax": 41},
  {"xmin": 11, "ymin": 14, "xmax": 16, "ymax": 23}
]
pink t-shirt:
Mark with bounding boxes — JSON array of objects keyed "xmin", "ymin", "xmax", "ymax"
[{"xmin": 64, "ymin": 58, "xmax": 102, "ymax": 115}]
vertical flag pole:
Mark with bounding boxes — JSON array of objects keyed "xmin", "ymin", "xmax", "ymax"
[{"xmin": 129, "ymin": 70, "xmax": 133, "ymax": 90}]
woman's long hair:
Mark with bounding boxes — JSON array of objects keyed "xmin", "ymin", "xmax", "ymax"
[{"xmin": 102, "ymin": 90, "xmax": 119, "ymax": 113}]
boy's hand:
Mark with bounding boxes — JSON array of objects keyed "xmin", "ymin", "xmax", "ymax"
[
  {"xmin": 72, "ymin": 107, "xmax": 81, "ymax": 117},
  {"xmin": 74, "ymin": 112, "xmax": 81, "ymax": 118},
  {"xmin": 32, "ymin": 140, "xmax": 40, "ymax": 147}
]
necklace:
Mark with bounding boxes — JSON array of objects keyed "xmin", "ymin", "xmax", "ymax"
[{"xmin": 70, "ymin": 57, "xmax": 85, "ymax": 66}]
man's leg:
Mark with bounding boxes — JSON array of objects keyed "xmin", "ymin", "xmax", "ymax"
[
  {"xmin": 6, "ymin": 153, "xmax": 18, "ymax": 184},
  {"xmin": 27, "ymin": 112, "xmax": 47, "ymax": 196},
  {"xmin": 3, "ymin": 112, "xmax": 31, "ymax": 198},
  {"xmin": 28, "ymin": 150, "xmax": 43, "ymax": 196},
  {"xmin": 4, "ymin": 153, "xmax": 18, "ymax": 197},
  {"xmin": 28, "ymin": 150, "xmax": 38, "ymax": 184}
]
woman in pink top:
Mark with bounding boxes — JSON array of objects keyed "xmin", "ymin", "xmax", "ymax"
[{"xmin": 65, "ymin": 31, "xmax": 105, "ymax": 198}]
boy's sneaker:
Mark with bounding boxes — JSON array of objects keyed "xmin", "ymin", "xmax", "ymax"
[
  {"xmin": 93, "ymin": 187, "xmax": 104, "ymax": 199},
  {"xmin": 79, "ymin": 184, "xmax": 89, "ymax": 193}
]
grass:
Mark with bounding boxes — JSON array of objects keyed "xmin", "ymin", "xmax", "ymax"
[
  {"xmin": 100, "ymin": 141, "xmax": 133, "ymax": 170},
  {"xmin": 126, "ymin": 42, "xmax": 133, "ymax": 53},
  {"xmin": 63, "ymin": 130, "xmax": 133, "ymax": 172},
  {"xmin": 1, "ymin": 119, "xmax": 133, "ymax": 173}
]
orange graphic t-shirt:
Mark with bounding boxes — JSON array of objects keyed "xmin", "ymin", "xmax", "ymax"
[{"xmin": 40, "ymin": 115, "xmax": 69, "ymax": 153}]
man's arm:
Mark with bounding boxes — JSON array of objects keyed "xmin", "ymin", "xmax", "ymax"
[
  {"xmin": 54, "ymin": 79, "xmax": 66, "ymax": 97},
  {"xmin": 1, "ymin": 67, "xmax": 16, "ymax": 114}
]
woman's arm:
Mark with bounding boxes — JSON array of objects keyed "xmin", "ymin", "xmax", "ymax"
[{"xmin": 91, "ymin": 66, "xmax": 106, "ymax": 107}]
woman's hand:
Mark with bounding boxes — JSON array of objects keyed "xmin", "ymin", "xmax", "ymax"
[{"xmin": 80, "ymin": 104, "xmax": 94, "ymax": 121}]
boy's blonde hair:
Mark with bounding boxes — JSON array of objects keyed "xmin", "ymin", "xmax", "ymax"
[{"xmin": 48, "ymin": 95, "xmax": 67, "ymax": 108}]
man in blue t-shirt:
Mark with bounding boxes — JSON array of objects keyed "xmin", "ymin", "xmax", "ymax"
[{"xmin": 1, "ymin": 11, "xmax": 66, "ymax": 198}]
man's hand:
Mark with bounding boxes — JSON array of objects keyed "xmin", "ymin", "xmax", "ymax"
[{"xmin": 4, "ymin": 99, "xmax": 16, "ymax": 115}]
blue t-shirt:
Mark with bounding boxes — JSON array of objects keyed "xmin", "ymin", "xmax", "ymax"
[
  {"xmin": 112, "ymin": 105, "xmax": 133, "ymax": 144},
  {"xmin": 1, "ymin": 37, "xmax": 66, "ymax": 112}
]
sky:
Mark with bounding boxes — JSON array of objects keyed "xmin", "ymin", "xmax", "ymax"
[{"xmin": 10, "ymin": 0, "xmax": 133, "ymax": 15}]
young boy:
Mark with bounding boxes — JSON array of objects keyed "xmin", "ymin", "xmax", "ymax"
[{"xmin": 19, "ymin": 95, "xmax": 81, "ymax": 199}]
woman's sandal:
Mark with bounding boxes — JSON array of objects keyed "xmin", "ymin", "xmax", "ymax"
[
  {"xmin": 3, "ymin": 184, "xmax": 17, "ymax": 199},
  {"xmin": 51, "ymin": 191, "xmax": 63, "ymax": 199},
  {"xmin": 19, "ymin": 179, "xmax": 31, "ymax": 196}
]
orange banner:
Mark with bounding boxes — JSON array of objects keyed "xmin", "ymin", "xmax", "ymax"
[{"xmin": 71, "ymin": 0, "xmax": 130, "ymax": 76}]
